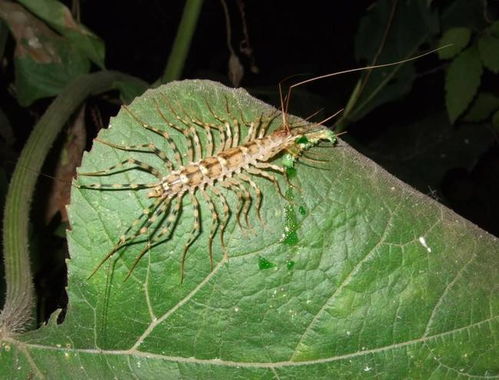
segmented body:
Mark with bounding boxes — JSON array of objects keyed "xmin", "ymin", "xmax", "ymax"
[
  {"xmin": 153, "ymin": 129, "xmax": 295, "ymax": 198},
  {"xmin": 76, "ymin": 86, "xmax": 336, "ymax": 281}
]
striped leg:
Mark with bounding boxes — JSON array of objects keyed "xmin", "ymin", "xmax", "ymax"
[
  {"xmin": 75, "ymin": 181, "xmax": 159, "ymax": 191},
  {"xmin": 210, "ymin": 187, "xmax": 230, "ymax": 260},
  {"xmin": 247, "ymin": 167, "xmax": 285, "ymax": 199},
  {"xmin": 254, "ymin": 161, "xmax": 295, "ymax": 188},
  {"xmin": 170, "ymin": 99, "xmax": 227, "ymax": 156},
  {"xmin": 87, "ymin": 196, "xmax": 169, "ymax": 279},
  {"xmin": 190, "ymin": 117, "xmax": 226, "ymax": 155},
  {"xmin": 222, "ymin": 96, "xmax": 241, "ymax": 148},
  {"xmin": 93, "ymin": 139, "xmax": 175, "ymax": 171},
  {"xmin": 224, "ymin": 178, "xmax": 253, "ymax": 228},
  {"xmin": 258, "ymin": 112, "xmax": 279, "ymax": 138},
  {"xmin": 239, "ymin": 174, "xmax": 263, "ymax": 222},
  {"xmin": 245, "ymin": 113, "xmax": 261, "ymax": 143},
  {"xmin": 180, "ymin": 192, "xmax": 202, "ymax": 282},
  {"xmin": 124, "ymin": 195, "xmax": 183, "ymax": 279},
  {"xmin": 254, "ymin": 162, "xmax": 285, "ymax": 174},
  {"xmin": 78, "ymin": 157, "xmax": 163, "ymax": 178},
  {"xmin": 201, "ymin": 188, "xmax": 219, "ymax": 269},
  {"xmin": 156, "ymin": 97, "xmax": 197, "ymax": 163},
  {"xmin": 205, "ymin": 100, "xmax": 233, "ymax": 151},
  {"xmin": 123, "ymin": 105, "xmax": 184, "ymax": 167}
]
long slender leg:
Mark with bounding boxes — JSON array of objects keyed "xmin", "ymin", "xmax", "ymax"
[
  {"xmin": 254, "ymin": 162, "xmax": 285, "ymax": 174},
  {"xmin": 240, "ymin": 111, "xmax": 260, "ymax": 144},
  {"xmin": 205, "ymin": 100, "xmax": 233, "ymax": 151},
  {"xmin": 180, "ymin": 192, "xmax": 202, "ymax": 282},
  {"xmin": 254, "ymin": 161, "xmax": 295, "ymax": 188},
  {"xmin": 93, "ymin": 139, "xmax": 175, "ymax": 171},
  {"xmin": 200, "ymin": 188, "xmax": 219, "ymax": 269},
  {"xmin": 220, "ymin": 180, "xmax": 245, "ymax": 229},
  {"xmin": 210, "ymin": 187, "xmax": 230, "ymax": 260},
  {"xmin": 238, "ymin": 174, "xmax": 263, "ymax": 222},
  {"xmin": 78, "ymin": 158, "xmax": 163, "ymax": 178},
  {"xmin": 258, "ymin": 113, "xmax": 276, "ymax": 138},
  {"xmin": 153, "ymin": 100, "xmax": 192, "ymax": 166},
  {"xmin": 75, "ymin": 181, "xmax": 160, "ymax": 191},
  {"xmin": 87, "ymin": 196, "xmax": 169, "ymax": 279},
  {"xmin": 238, "ymin": 111, "xmax": 255, "ymax": 144},
  {"xmin": 124, "ymin": 195, "xmax": 183, "ymax": 279},
  {"xmin": 247, "ymin": 167, "xmax": 285, "ymax": 199},
  {"xmin": 232, "ymin": 118, "xmax": 240, "ymax": 148},
  {"xmin": 170, "ymin": 99, "xmax": 225, "ymax": 156},
  {"xmin": 123, "ymin": 105, "xmax": 184, "ymax": 167},
  {"xmin": 191, "ymin": 117, "xmax": 226, "ymax": 155},
  {"xmin": 157, "ymin": 97, "xmax": 197, "ymax": 163},
  {"xmin": 172, "ymin": 123, "xmax": 202, "ymax": 162},
  {"xmin": 223, "ymin": 178, "xmax": 252, "ymax": 228},
  {"xmin": 222, "ymin": 97, "xmax": 241, "ymax": 148}
]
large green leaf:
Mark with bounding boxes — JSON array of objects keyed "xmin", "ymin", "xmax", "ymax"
[
  {"xmin": 445, "ymin": 46, "xmax": 483, "ymax": 123},
  {"xmin": 437, "ymin": 27, "xmax": 471, "ymax": 59},
  {"xmin": 1, "ymin": 80, "xmax": 498, "ymax": 378}
]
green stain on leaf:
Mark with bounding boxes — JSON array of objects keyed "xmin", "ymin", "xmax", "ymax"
[
  {"xmin": 286, "ymin": 260, "xmax": 295, "ymax": 270},
  {"xmin": 282, "ymin": 188, "xmax": 299, "ymax": 246},
  {"xmin": 286, "ymin": 166, "xmax": 297, "ymax": 178},
  {"xmin": 298, "ymin": 206, "xmax": 306, "ymax": 215},
  {"xmin": 295, "ymin": 136, "xmax": 308, "ymax": 144},
  {"xmin": 258, "ymin": 257, "xmax": 276, "ymax": 270},
  {"xmin": 282, "ymin": 205, "xmax": 299, "ymax": 246}
]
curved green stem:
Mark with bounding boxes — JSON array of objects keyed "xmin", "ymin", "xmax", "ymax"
[
  {"xmin": 0, "ymin": 71, "xmax": 148, "ymax": 334},
  {"xmin": 160, "ymin": 0, "xmax": 204, "ymax": 83}
]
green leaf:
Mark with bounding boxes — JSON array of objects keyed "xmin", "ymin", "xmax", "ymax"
[
  {"xmin": 478, "ymin": 34, "xmax": 499, "ymax": 73},
  {"xmin": 1, "ymin": 81, "xmax": 498, "ymax": 378},
  {"xmin": 16, "ymin": 0, "xmax": 105, "ymax": 68},
  {"xmin": 0, "ymin": 2, "xmax": 91, "ymax": 106},
  {"xmin": 463, "ymin": 92, "xmax": 499, "ymax": 122},
  {"xmin": 438, "ymin": 27, "xmax": 471, "ymax": 59},
  {"xmin": 348, "ymin": 0, "xmax": 438, "ymax": 122},
  {"xmin": 15, "ymin": 48, "xmax": 90, "ymax": 107},
  {"xmin": 445, "ymin": 46, "xmax": 483, "ymax": 123}
]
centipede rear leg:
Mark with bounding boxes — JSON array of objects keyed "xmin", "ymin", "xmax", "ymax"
[
  {"xmin": 180, "ymin": 192, "xmax": 203, "ymax": 282},
  {"xmin": 123, "ymin": 195, "xmax": 183, "ymax": 280},
  {"xmin": 210, "ymin": 187, "xmax": 230, "ymax": 260}
]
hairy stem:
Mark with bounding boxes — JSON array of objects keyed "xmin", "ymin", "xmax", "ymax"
[
  {"xmin": 0, "ymin": 71, "xmax": 148, "ymax": 335},
  {"xmin": 160, "ymin": 0, "xmax": 204, "ymax": 83}
]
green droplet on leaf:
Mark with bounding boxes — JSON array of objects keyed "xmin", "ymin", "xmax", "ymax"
[
  {"xmin": 283, "ymin": 231, "xmax": 298, "ymax": 245},
  {"xmin": 287, "ymin": 260, "xmax": 295, "ymax": 270},
  {"xmin": 258, "ymin": 257, "xmax": 276, "ymax": 270},
  {"xmin": 286, "ymin": 166, "xmax": 297, "ymax": 178},
  {"xmin": 295, "ymin": 136, "xmax": 308, "ymax": 144},
  {"xmin": 298, "ymin": 206, "xmax": 306, "ymax": 215}
]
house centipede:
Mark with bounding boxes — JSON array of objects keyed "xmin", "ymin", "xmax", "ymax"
[{"xmin": 74, "ymin": 81, "xmax": 337, "ymax": 282}]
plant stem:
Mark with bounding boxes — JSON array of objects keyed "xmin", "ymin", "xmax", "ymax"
[
  {"xmin": 0, "ymin": 71, "xmax": 148, "ymax": 335},
  {"xmin": 160, "ymin": 0, "xmax": 204, "ymax": 83}
]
